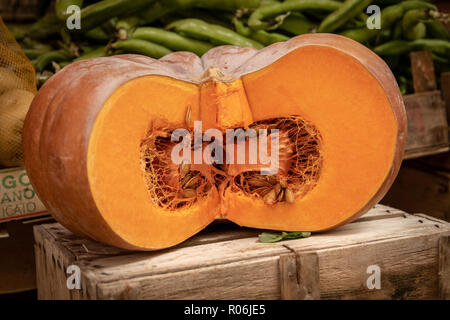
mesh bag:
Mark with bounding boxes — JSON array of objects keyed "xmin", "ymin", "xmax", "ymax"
[{"xmin": 0, "ymin": 16, "xmax": 36, "ymax": 168}]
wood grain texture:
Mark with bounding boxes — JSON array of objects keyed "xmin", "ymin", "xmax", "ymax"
[
  {"xmin": 34, "ymin": 205, "xmax": 450, "ymax": 300},
  {"xmin": 441, "ymin": 72, "xmax": 450, "ymax": 126},
  {"xmin": 296, "ymin": 251, "xmax": 320, "ymax": 299},
  {"xmin": 410, "ymin": 51, "xmax": 437, "ymax": 93},
  {"xmin": 279, "ymin": 253, "xmax": 301, "ymax": 299},
  {"xmin": 403, "ymin": 91, "xmax": 449, "ymax": 159},
  {"xmin": 439, "ymin": 235, "xmax": 450, "ymax": 299}
]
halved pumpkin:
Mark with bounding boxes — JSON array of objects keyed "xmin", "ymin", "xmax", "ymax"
[{"xmin": 23, "ymin": 34, "xmax": 406, "ymax": 250}]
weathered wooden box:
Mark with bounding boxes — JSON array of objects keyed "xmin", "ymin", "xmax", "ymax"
[
  {"xmin": 402, "ymin": 55, "xmax": 449, "ymax": 160},
  {"xmin": 34, "ymin": 205, "xmax": 450, "ymax": 300}
]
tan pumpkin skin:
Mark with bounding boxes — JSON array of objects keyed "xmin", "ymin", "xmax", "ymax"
[{"xmin": 23, "ymin": 34, "xmax": 406, "ymax": 250}]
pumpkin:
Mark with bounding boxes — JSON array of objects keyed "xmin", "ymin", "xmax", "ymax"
[{"xmin": 22, "ymin": 34, "xmax": 406, "ymax": 250}]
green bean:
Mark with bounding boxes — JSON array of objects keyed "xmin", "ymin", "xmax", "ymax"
[
  {"xmin": 279, "ymin": 13, "xmax": 314, "ymax": 35},
  {"xmin": 20, "ymin": 38, "xmax": 51, "ymax": 50},
  {"xmin": 181, "ymin": 9, "xmax": 234, "ymax": 28},
  {"xmin": 412, "ymin": 39, "xmax": 450, "ymax": 56},
  {"xmin": 426, "ymin": 20, "xmax": 449, "ymax": 40},
  {"xmin": 402, "ymin": 9, "xmax": 427, "ymax": 40},
  {"xmin": 392, "ymin": 20, "xmax": 403, "ymax": 40},
  {"xmin": 232, "ymin": 16, "xmax": 289, "ymax": 45},
  {"xmin": 319, "ymin": 0, "xmax": 371, "ymax": 33},
  {"xmin": 232, "ymin": 17, "xmax": 253, "ymax": 37},
  {"xmin": 374, "ymin": 39, "xmax": 450, "ymax": 56},
  {"xmin": 73, "ymin": 0, "xmax": 155, "ymax": 32},
  {"xmin": 167, "ymin": 18, "xmax": 264, "ymax": 49},
  {"xmin": 132, "ymin": 27, "xmax": 214, "ymax": 56},
  {"xmin": 111, "ymin": 39, "xmax": 172, "ymax": 58},
  {"xmin": 55, "ymin": 0, "xmax": 84, "ymax": 20},
  {"xmin": 248, "ymin": 0, "xmax": 342, "ymax": 31},
  {"xmin": 23, "ymin": 47, "xmax": 53, "ymax": 60},
  {"xmin": 35, "ymin": 50, "xmax": 71, "ymax": 71},
  {"xmin": 432, "ymin": 53, "xmax": 449, "ymax": 64},
  {"xmin": 74, "ymin": 47, "xmax": 107, "ymax": 61},
  {"xmin": 82, "ymin": 26, "xmax": 110, "ymax": 42},
  {"xmin": 374, "ymin": 40, "xmax": 413, "ymax": 55},
  {"xmin": 252, "ymin": 30, "xmax": 290, "ymax": 45},
  {"xmin": 30, "ymin": 14, "xmax": 63, "ymax": 40},
  {"xmin": 401, "ymin": 0, "xmax": 435, "ymax": 11},
  {"xmin": 7, "ymin": 24, "xmax": 34, "ymax": 41},
  {"xmin": 340, "ymin": 1, "xmax": 436, "ymax": 43},
  {"xmin": 138, "ymin": 0, "xmax": 261, "ymax": 25},
  {"xmin": 375, "ymin": 27, "xmax": 392, "ymax": 45},
  {"xmin": 115, "ymin": 16, "xmax": 141, "ymax": 39}
]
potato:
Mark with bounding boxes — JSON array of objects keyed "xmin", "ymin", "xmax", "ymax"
[
  {"xmin": 0, "ymin": 89, "xmax": 35, "ymax": 167},
  {"xmin": 0, "ymin": 67, "xmax": 23, "ymax": 95}
]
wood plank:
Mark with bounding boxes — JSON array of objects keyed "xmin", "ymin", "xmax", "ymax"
[
  {"xmin": 316, "ymin": 233, "xmax": 442, "ymax": 299},
  {"xmin": 96, "ymin": 256, "xmax": 283, "ymax": 300},
  {"xmin": 404, "ymin": 145, "xmax": 449, "ymax": 160},
  {"xmin": 279, "ymin": 253, "xmax": 302, "ymax": 299},
  {"xmin": 296, "ymin": 251, "xmax": 320, "ymax": 299},
  {"xmin": 439, "ymin": 235, "xmax": 450, "ymax": 299},
  {"xmin": 440, "ymin": 72, "xmax": 450, "ymax": 125},
  {"xmin": 403, "ymin": 91, "xmax": 449, "ymax": 158},
  {"xmin": 410, "ymin": 51, "xmax": 437, "ymax": 93}
]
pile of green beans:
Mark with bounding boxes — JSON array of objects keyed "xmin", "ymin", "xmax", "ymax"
[{"xmin": 10, "ymin": 0, "xmax": 449, "ymax": 94}]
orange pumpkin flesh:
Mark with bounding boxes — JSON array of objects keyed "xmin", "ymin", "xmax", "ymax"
[{"xmin": 23, "ymin": 34, "xmax": 406, "ymax": 250}]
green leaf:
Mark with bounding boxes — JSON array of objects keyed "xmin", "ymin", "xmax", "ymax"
[
  {"xmin": 258, "ymin": 231, "xmax": 311, "ymax": 243},
  {"xmin": 258, "ymin": 232, "xmax": 283, "ymax": 243},
  {"xmin": 282, "ymin": 231, "xmax": 311, "ymax": 239}
]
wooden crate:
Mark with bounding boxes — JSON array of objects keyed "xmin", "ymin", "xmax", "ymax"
[
  {"xmin": 34, "ymin": 205, "xmax": 450, "ymax": 300},
  {"xmin": 403, "ymin": 54, "xmax": 449, "ymax": 160},
  {"xmin": 0, "ymin": 217, "xmax": 52, "ymax": 294}
]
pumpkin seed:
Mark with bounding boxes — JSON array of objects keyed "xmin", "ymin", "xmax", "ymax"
[
  {"xmin": 180, "ymin": 172, "xmax": 193, "ymax": 186},
  {"xmin": 183, "ymin": 175, "xmax": 200, "ymax": 189},
  {"xmin": 263, "ymin": 189, "xmax": 277, "ymax": 205},
  {"xmin": 181, "ymin": 188, "xmax": 196, "ymax": 198},
  {"xmin": 179, "ymin": 162, "xmax": 191, "ymax": 177},
  {"xmin": 274, "ymin": 183, "xmax": 281, "ymax": 196},
  {"xmin": 285, "ymin": 188, "xmax": 295, "ymax": 203},
  {"xmin": 248, "ymin": 176, "xmax": 271, "ymax": 187},
  {"xmin": 266, "ymin": 175, "xmax": 277, "ymax": 184}
]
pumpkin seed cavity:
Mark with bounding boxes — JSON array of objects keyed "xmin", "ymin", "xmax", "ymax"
[
  {"xmin": 231, "ymin": 117, "xmax": 323, "ymax": 204},
  {"xmin": 140, "ymin": 116, "xmax": 322, "ymax": 210}
]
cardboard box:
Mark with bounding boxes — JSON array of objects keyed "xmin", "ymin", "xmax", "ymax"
[{"xmin": 0, "ymin": 167, "xmax": 48, "ymax": 223}]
